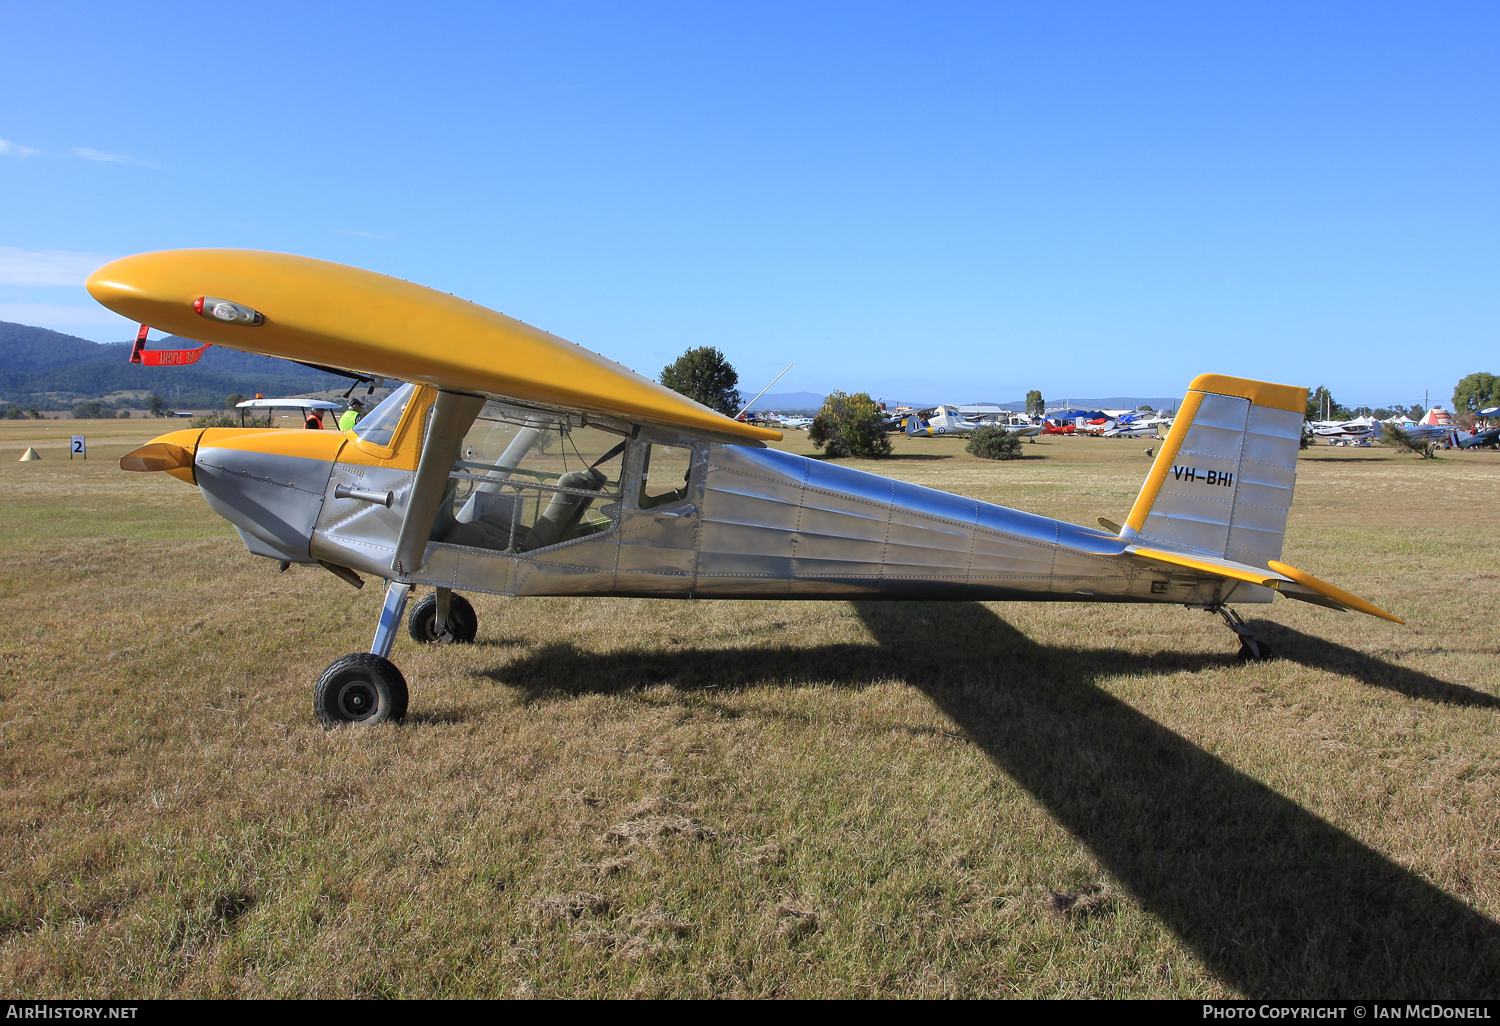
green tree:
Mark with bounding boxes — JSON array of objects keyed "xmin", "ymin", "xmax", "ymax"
[
  {"xmin": 1025, "ymin": 390, "xmax": 1044, "ymax": 418},
  {"xmin": 1406, "ymin": 405, "xmax": 1425, "ymax": 420},
  {"xmin": 659, "ymin": 346, "xmax": 741, "ymax": 417},
  {"xmin": 225, "ymin": 393, "xmax": 246, "ymax": 410},
  {"xmin": 809, "ymin": 391, "xmax": 892, "ymax": 459},
  {"xmin": 71, "ymin": 400, "xmax": 115, "ymax": 420},
  {"xmin": 1306, "ymin": 385, "xmax": 1346, "ymax": 421},
  {"xmin": 966, "ymin": 425, "xmax": 1024, "ymax": 460},
  {"xmin": 1452, "ymin": 373, "xmax": 1500, "ymax": 415},
  {"xmin": 146, "ymin": 394, "xmax": 170, "ymax": 418}
]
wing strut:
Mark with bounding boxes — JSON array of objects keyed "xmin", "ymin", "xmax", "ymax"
[{"xmin": 390, "ymin": 390, "xmax": 486, "ymax": 575}]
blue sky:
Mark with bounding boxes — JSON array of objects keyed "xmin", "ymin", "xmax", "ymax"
[{"xmin": 2, "ymin": 1, "xmax": 1495, "ymax": 409}]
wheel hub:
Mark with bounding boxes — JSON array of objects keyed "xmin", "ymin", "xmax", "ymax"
[{"xmin": 337, "ymin": 680, "xmax": 379, "ymax": 721}]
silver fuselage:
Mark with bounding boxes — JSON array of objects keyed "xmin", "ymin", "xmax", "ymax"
[{"xmin": 194, "ymin": 428, "xmax": 1234, "ymax": 608}]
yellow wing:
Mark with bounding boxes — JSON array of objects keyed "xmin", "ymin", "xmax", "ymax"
[{"xmin": 86, "ymin": 249, "xmax": 781, "ymax": 444}]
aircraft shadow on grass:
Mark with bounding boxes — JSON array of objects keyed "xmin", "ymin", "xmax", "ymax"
[{"xmin": 487, "ymin": 601, "xmax": 1500, "ymax": 998}]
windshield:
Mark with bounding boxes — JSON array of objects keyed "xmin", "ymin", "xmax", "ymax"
[{"xmin": 353, "ymin": 383, "xmax": 415, "ymax": 447}]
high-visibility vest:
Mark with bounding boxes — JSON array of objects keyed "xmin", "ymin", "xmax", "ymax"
[
  {"xmin": 338, "ymin": 409, "xmax": 360, "ymax": 432},
  {"xmin": 305, "ymin": 414, "xmax": 322, "ymax": 430}
]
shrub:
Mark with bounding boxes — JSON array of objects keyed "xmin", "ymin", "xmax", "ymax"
[
  {"xmin": 189, "ymin": 414, "xmax": 238, "ymax": 428},
  {"xmin": 809, "ymin": 391, "xmax": 892, "ymax": 458},
  {"xmin": 966, "ymin": 425, "xmax": 1024, "ymax": 460}
]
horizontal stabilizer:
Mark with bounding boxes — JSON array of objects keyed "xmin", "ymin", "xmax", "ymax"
[
  {"xmin": 1130, "ymin": 546, "xmax": 1288, "ymax": 588},
  {"xmin": 1127, "ymin": 545, "xmax": 1402, "ymax": 623},
  {"xmin": 1268, "ymin": 560, "xmax": 1405, "ymax": 624}
]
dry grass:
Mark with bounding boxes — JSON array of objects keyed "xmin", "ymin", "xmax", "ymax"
[{"xmin": 0, "ymin": 420, "xmax": 1497, "ymax": 998}]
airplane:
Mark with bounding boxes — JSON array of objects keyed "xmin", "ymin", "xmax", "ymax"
[
  {"xmin": 987, "ymin": 413, "xmax": 1044, "ymax": 438},
  {"xmin": 1103, "ymin": 414, "xmax": 1173, "ymax": 439},
  {"xmin": 1459, "ymin": 427, "xmax": 1500, "ymax": 450},
  {"xmin": 904, "ymin": 406, "xmax": 1042, "ymax": 437},
  {"xmin": 90, "ymin": 249, "xmax": 1403, "ymax": 727},
  {"xmin": 1310, "ymin": 417, "xmax": 1379, "ymax": 443},
  {"xmin": 904, "ymin": 405, "xmax": 976, "ymax": 436}
]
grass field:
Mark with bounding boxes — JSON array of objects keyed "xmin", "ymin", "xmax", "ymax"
[{"xmin": 1, "ymin": 419, "xmax": 1497, "ymax": 998}]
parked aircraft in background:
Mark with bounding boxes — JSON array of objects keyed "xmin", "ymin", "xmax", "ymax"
[
  {"xmin": 1310, "ymin": 416, "xmax": 1379, "ymax": 442},
  {"xmin": 1103, "ymin": 414, "xmax": 1174, "ymax": 438},
  {"xmin": 1459, "ymin": 427, "xmax": 1500, "ymax": 450},
  {"xmin": 905, "ymin": 405, "xmax": 978, "ymax": 436},
  {"xmin": 904, "ymin": 406, "xmax": 1044, "ymax": 438},
  {"xmin": 92, "ymin": 248, "xmax": 1402, "ymax": 726}
]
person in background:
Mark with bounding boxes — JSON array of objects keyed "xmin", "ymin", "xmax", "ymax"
[
  {"xmin": 337, "ymin": 397, "xmax": 364, "ymax": 432},
  {"xmin": 304, "ymin": 408, "xmax": 324, "ymax": 430}
]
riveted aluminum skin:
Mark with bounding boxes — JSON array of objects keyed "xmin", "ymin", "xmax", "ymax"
[{"xmin": 196, "ymin": 447, "xmax": 334, "ymax": 564}]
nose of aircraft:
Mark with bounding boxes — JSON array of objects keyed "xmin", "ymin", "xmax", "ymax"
[{"xmin": 120, "ymin": 428, "xmax": 204, "ymax": 483}]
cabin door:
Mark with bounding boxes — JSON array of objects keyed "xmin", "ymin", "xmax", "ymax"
[{"xmin": 613, "ymin": 439, "xmax": 703, "ymax": 597}]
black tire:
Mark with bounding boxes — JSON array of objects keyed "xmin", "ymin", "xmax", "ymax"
[
  {"xmin": 1236, "ymin": 641, "xmax": 1274, "ymax": 662},
  {"xmin": 407, "ymin": 592, "xmax": 478, "ymax": 644},
  {"xmin": 314, "ymin": 653, "xmax": 408, "ymax": 726}
]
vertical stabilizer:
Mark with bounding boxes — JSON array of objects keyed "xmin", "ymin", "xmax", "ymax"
[{"xmin": 1123, "ymin": 375, "xmax": 1307, "ymax": 590}]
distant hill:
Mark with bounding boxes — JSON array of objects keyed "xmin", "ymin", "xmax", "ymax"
[{"xmin": 0, "ymin": 321, "xmax": 345, "ymax": 409}]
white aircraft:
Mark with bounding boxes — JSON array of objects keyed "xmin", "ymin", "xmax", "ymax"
[
  {"xmin": 1104, "ymin": 414, "xmax": 1174, "ymax": 438},
  {"xmin": 906, "ymin": 406, "xmax": 1043, "ymax": 438},
  {"xmin": 1310, "ymin": 416, "xmax": 1379, "ymax": 442}
]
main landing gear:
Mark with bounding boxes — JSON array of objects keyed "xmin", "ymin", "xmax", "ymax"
[
  {"xmin": 1215, "ymin": 605, "xmax": 1274, "ymax": 662},
  {"xmin": 313, "ymin": 583, "xmax": 478, "ymax": 727}
]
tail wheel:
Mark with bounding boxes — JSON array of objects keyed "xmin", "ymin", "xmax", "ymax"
[
  {"xmin": 314, "ymin": 653, "xmax": 408, "ymax": 726},
  {"xmin": 407, "ymin": 593, "xmax": 478, "ymax": 644},
  {"xmin": 1236, "ymin": 640, "xmax": 1274, "ymax": 662}
]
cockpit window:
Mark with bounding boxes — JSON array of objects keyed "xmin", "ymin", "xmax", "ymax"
[
  {"xmin": 431, "ymin": 400, "xmax": 628, "ymax": 554},
  {"xmin": 353, "ymin": 383, "xmax": 415, "ymax": 448}
]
